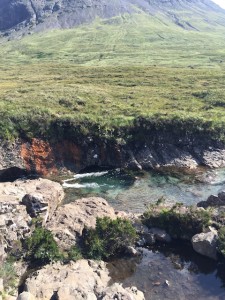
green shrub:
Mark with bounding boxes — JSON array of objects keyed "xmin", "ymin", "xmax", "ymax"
[
  {"xmin": 218, "ymin": 227, "xmax": 225, "ymax": 257},
  {"xmin": 24, "ymin": 227, "xmax": 62, "ymax": 265},
  {"xmin": 82, "ymin": 217, "xmax": 137, "ymax": 260},
  {"xmin": 67, "ymin": 246, "xmax": 83, "ymax": 262},
  {"xmin": 143, "ymin": 204, "xmax": 211, "ymax": 239}
]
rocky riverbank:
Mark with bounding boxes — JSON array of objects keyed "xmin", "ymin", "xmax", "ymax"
[
  {"xmin": 1, "ymin": 178, "xmax": 225, "ymax": 299},
  {"xmin": 0, "ymin": 178, "xmax": 143, "ymax": 299}
]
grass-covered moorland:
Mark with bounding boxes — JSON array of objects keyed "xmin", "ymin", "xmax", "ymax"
[
  {"xmin": 1, "ymin": 13, "xmax": 225, "ymax": 141},
  {"xmin": 0, "ymin": 63, "xmax": 225, "ymax": 141}
]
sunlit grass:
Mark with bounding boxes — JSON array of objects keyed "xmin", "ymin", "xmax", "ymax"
[
  {"xmin": 1, "ymin": 13, "xmax": 225, "ymax": 67},
  {"xmin": 0, "ymin": 12, "xmax": 225, "ymax": 140},
  {"xmin": 0, "ymin": 63, "xmax": 225, "ymax": 140}
]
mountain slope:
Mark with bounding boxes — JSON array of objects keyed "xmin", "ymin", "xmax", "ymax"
[
  {"xmin": 1, "ymin": 11, "xmax": 225, "ymax": 67},
  {"xmin": 0, "ymin": 0, "xmax": 225, "ymax": 36},
  {"xmin": 1, "ymin": 0, "xmax": 225, "ymax": 67}
]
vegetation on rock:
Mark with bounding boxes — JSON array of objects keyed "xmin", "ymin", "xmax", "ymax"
[
  {"xmin": 66, "ymin": 246, "xmax": 83, "ymax": 262},
  {"xmin": 142, "ymin": 202, "xmax": 211, "ymax": 239},
  {"xmin": 0, "ymin": 261, "xmax": 17, "ymax": 295},
  {"xmin": 217, "ymin": 227, "xmax": 225, "ymax": 257},
  {"xmin": 22, "ymin": 216, "xmax": 137, "ymax": 266},
  {"xmin": 24, "ymin": 226, "xmax": 62, "ymax": 265},
  {"xmin": 82, "ymin": 217, "xmax": 137, "ymax": 260}
]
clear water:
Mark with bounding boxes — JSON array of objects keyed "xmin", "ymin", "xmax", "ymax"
[
  {"xmin": 108, "ymin": 243, "xmax": 225, "ymax": 300},
  {"xmin": 61, "ymin": 166, "xmax": 225, "ymax": 299},
  {"xmin": 63, "ymin": 167, "xmax": 225, "ymax": 213}
]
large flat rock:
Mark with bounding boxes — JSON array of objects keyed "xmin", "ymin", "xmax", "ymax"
[{"xmin": 23, "ymin": 259, "xmax": 145, "ymax": 300}]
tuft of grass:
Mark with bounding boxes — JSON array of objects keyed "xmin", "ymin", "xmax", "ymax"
[{"xmin": 66, "ymin": 246, "xmax": 83, "ymax": 262}]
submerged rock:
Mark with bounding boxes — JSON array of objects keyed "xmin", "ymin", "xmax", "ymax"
[
  {"xmin": 191, "ymin": 228, "xmax": 218, "ymax": 260},
  {"xmin": 102, "ymin": 284, "xmax": 145, "ymax": 300},
  {"xmin": 23, "ymin": 260, "xmax": 145, "ymax": 300},
  {"xmin": 149, "ymin": 228, "xmax": 172, "ymax": 243},
  {"xmin": 142, "ymin": 233, "xmax": 156, "ymax": 246},
  {"xmin": 198, "ymin": 190, "xmax": 225, "ymax": 208},
  {"xmin": 126, "ymin": 246, "xmax": 141, "ymax": 257},
  {"xmin": 136, "ymin": 226, "xmax": 171, "ymax": 246},
  {"xmin": 134, "ymin": 222, "xmax": 156, "ymax": 246}
]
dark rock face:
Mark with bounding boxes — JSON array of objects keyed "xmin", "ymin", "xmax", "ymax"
[
  {"xmin": 0, "ymin": 0, "xmax": 132, "ymax": 33},
  {"xmin": 198, "ymin": 191, "xmax": 225, "ymax": 208},
  {"xmin": 0, "ymin": 0, "xmax": 224, "ymax": 34},
  {"xmin": 0, "ymin": 0, "xmax": 32, "ymax": 31},
  {"xmin": 0, "ymin": 167, "xmax": 27, "ymax": 182}
]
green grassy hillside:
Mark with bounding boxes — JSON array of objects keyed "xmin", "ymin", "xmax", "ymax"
[
  {"xmin": 0, "ymin": 10, "xmax": 225, "ymax": 141},
  {"xmin": 1, "ymin": 12, "xmax": 225, "ymax": 67}
]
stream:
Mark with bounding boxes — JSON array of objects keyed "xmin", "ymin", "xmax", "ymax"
[
  {"xmin": 62, "ymin": 166, "xmax": 225, "ymax": 212},
  {"xmin": 62, "ymin": 166, "xmax": 225, "ymax": 299}
]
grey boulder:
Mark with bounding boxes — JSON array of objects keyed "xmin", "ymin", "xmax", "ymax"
[{"xmin": 191, "ymin": 228, "xmax": 218, "ymax": 260}]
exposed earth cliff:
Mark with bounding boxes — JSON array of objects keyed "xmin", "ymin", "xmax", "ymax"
[{"xmin": 1, "ymin": 125, "xmax": 225, "ymax": 180}]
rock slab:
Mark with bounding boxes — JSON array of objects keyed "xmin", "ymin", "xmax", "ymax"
[
  {"xmin": 0, "ymin": 178, "xmax": 64, "ymax": 221},
  {"xmin": 0, "ymin": 178, "xmax": 64, "ymax": 253},
  {"xmin": 23, "ymin": 260, "xmax": 145, "ymax": 300},
  {"xmin": 47, "ymin": 197, "xmax": 117, "ymax": 250}
]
